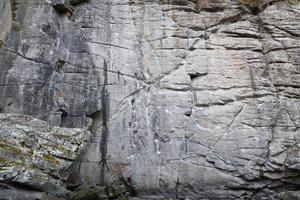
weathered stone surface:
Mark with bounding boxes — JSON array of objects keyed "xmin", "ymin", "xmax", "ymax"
[
  {"xmin": 0, "ymin": 113, "xmax": 90, "ymax": 199},
  {"xmin": 51, "ymin": 0, "xmax": 73, "ymax": 14},
  {"xmin": 279, "ymin": 191, "xmax": 300, "ymax": 200},
  {"xmin": 0, "ymin": 0, "xmax": 299, "ymax": 199}
]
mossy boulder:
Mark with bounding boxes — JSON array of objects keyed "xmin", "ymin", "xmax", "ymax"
[{"xmin": 0, "ymin": 114, "xmax": 90, "ymax": 199}]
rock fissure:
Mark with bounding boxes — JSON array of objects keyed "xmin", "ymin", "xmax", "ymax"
[{"xmin": 0, "ymin": 0, "xmax": 299, "ymax": 199}]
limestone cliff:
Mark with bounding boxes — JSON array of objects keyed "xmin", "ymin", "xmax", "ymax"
[{"xmin": 0, "ymin": 0, "xmax": 299, "ymax": 199}]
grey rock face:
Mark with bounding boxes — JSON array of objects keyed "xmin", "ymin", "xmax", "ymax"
[
  {"xmin": 0, "ymin": 0, "xmax": 100, "ymax": 128},
  {"xmin": 0, "ymin": 113, "xmax": 90, "ymax": 199},
  {"xmin": 0, "ymin": 0, "xmax": 300, "ymax": 199}
]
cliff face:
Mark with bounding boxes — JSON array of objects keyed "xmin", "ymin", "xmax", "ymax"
[{"xmin": 0, "ymin": 0, "xmax": 300, "ymax": 199}]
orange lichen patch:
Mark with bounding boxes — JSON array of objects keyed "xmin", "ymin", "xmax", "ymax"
[{"xmin": 108, "ymin": 162, "xmax": 129, "ymax": 175}]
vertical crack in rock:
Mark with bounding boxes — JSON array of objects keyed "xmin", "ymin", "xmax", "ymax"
[
  {"xmin": 0, "ymin": 0, "xmax": 300, "ymax": 199},
  {"xmin": 175, "ymin": 176, "xmax": 180, "ymax": 199},
  {"xmin": 100, "ymin": 59, "xmax": 109, "ymax": 186},
  {"xmin": 258, "ymin": 12, "xmax": 284, "ymax": 172},
  {"xmin": 98, "ymin": 0, "xmax": 113, "ymax": 186}
]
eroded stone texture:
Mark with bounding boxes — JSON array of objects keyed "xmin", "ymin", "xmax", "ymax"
[
  {"xmin": 0, "ymin": 0, "xmax": 100, "ymax": 128},
  {"xmin": 0, "ymin": 0, "xmax": 299, "ymax": 199},
  {"xmin": 0, "ymin": 113, "xmax": 90, "ymax": 199}
]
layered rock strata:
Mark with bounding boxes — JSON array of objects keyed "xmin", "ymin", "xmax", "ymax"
[
  {"xmin": 0, "ymin": 113, "xmax": 90, "ymax": 199},
  {"xmin": 0, "ymin": 0, "xmax": 299, "ymax": 199}
]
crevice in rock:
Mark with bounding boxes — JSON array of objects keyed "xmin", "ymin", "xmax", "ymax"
[
  {"xmin": 223, "ymin": 32, "xmax": 261, "ymax": 39},
  {"xmin": 10, "ymin": 0, "xmax": 21, "ymax": 31},
  {"xmin": 175, "ymin": 177, "xmax": 180, "ymax": 199},
  {"xmin": 188, "ymin": 46, "xmax": 197, "ymax": 51},
  {"xmin": 0, "ymin": 40, "xmax": 4, "ymax": 48},
  {"xmin": 52, "ymin": 154, "xmax": 74, "ymax": 161},
  {"xmin": 86, "ymin": 110, "xmax": 102, "ymax": 135},
  {"xmin": 51, "ymin": 0, "xmax": 74, "ymax": 15},
  {"xmin": 100, "ymin": 59, "xmax": 109, "ymax": 186},
  {"xmin": 161, "ymin": 0, "xmax": 188, "ymax": 6},
  {"xmin": 70, "ymin": 0, "xmax": 89, "ymax": 6},
  {"xmin": 1, "ymin": 182, "xmax": 43, "ymax": 193},
  {"xmin": 131, "ymin": 98, "xmax": 135, "ymax": 106},
  {"xmin": 188, "ymin": 72, "xmax": 208, "ymax": 81},
  {"xmin": 227, "ymin": 106, "xmax": 244, "ymax": 130},
  {"xmin": 199, "ymin": 7, "xmax": 225, "ymax": 13},
  {"xmin": 0, "ymin": 0, "xmax": 299, "ymax": 199},
  {"xmin": 184, "ymin": 110, "xmax": 191, "ymax": 117},
  {"xmin": 54, "ymin": 59, "xmax": 65, "ymax": 71},
  {"xmin": 59, "ymin": 109, "xmax": 68, "ymax": 127}
]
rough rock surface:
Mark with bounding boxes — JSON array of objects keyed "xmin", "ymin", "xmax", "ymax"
[
  {"xmin": 0, "ymin": 0, "xmax": 300, "ymax": 199},
  {"xmin": 0, "ymin": 113, "xmax": 90, "ymax": 199}
]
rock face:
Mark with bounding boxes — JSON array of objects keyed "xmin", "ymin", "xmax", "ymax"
[
  {"xmin": 0, "ymin": 113, "xmax": 90, "ymax": 199},
  {"xmin": 0, "ymin": 0, "xmax": 300, "ymax": 199}
]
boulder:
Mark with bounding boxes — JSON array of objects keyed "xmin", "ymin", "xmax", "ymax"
[{"xmin": 0, "ymin": 114, "xmax": 90, "ymax": 199}]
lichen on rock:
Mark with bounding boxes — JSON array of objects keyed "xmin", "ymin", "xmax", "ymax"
[
  {"xmin": 0, "ymin": 0, "xmax": 299, "ymax": 199},
  {"xmin": 0, "ymin": 114, "xmax": 90, "ymax": 199}
]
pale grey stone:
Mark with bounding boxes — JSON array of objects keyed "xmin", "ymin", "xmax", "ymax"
[{"xmin": 0, "ymin": 0, "xmax": 299, "ymax": 199}]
